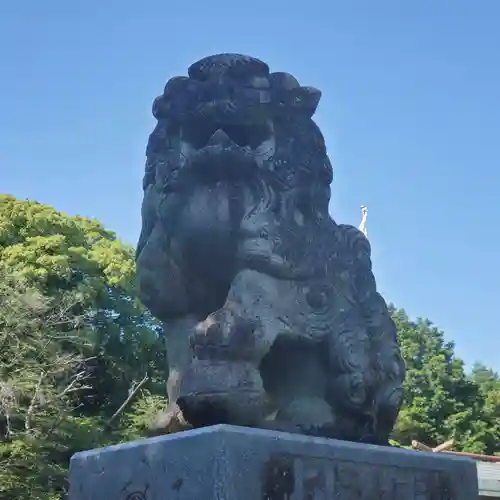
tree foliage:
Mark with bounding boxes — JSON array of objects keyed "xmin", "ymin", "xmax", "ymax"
[
  {"xmin": 391, "ymin": 307, "xmax": 500, "ymax": 454},
  {"xmin": 0, "ymin": 195, "xmax": 165, "ymax": 500},
  {"xmin": 0, "ymin": 194, "xmax": 498, "ymax": 499}
]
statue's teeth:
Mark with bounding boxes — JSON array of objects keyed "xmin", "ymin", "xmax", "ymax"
[{"xmin": 207, "ymin": 129, "xmax": 232, "ymax": 147}]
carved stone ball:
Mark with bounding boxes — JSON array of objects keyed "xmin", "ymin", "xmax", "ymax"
[{"xmin": 177, "ymin": 359, "xmax": 266, "ymax": 428}]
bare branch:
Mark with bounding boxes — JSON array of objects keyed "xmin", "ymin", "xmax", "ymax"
[
  {"xmin": 0, "ymin": 382, "xmax": 15, "ymax": 441},
  {"xmin": 45, "ymin": 403, "xmax": 84, "ymax": 440},
  {"xmin": 4, "ymin": 413, "xmax": 11, "ymax": 440},
  {"xmin": 412, "ymin": 438, "xmax": 455, "ymax": 453},
  {"xmin": 411, "ymin": 440, "xmax": 433, "ymax": 452},
  {"xmin": 105, "ymin": 374, "xmax": 149, "ymax": 427},
  {"xmin": 433, "ymin": 439, "xmax": 455, "ymax": 452},
  {"xmin": 57, "ymin": 370, "xmax": 91, "ymax": 398},
  {"xmin": 25, "ymin": 372, "xmax": 45, "ymax": 431}
]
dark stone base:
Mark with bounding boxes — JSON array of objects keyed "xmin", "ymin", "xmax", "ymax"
[{"xmin": 69, "ymin": 424, "xmax": 478, "ymax": 499}]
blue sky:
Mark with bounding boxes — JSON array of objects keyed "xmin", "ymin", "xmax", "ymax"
[{"xmin": 1, "ymin": 1, "xmax": 499, "ymax": 370}]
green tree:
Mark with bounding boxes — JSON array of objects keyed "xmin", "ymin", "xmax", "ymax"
[
  {"xmin": 0, "ymin": 194, "xmax": 165, "ymax": 499},
  {"xmin": 471, "ymin": 363, "xmax": 499, "ymax": 392},
  {"xmin": 471, "ymin": 363, "xmax": 500, "ymax": 454},
  {"xmin": 391, "ymin": 307, "xmax": 500, "ymax": 454}
]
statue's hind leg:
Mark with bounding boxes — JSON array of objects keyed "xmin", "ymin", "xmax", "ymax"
[
  {"xmin": 322, "ymin": 311, "xmax": 377, "ymax": 442},
  {"xmin": 137, "ymin": 224, "xmax": 201, "ymax": 433},
  {"xmin": 149, "ymin": 316, "xmax": 199, "ymax": 434}
]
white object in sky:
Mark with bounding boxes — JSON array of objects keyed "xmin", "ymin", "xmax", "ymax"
[{"xmin": 359, "ymin": 205, "xmax": 368, "ymax": 237}]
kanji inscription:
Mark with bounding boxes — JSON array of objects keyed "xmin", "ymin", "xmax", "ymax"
[{"xmin": 262, "ymin": 454, "xmax": 458, "ymax": 499}]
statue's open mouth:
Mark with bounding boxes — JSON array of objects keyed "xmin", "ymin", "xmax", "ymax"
[{"xmin": 178, "ymin": 119, "xmax": 276, "ymax": 183}]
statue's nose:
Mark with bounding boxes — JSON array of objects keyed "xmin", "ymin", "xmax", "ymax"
[{"xmin": 207, "ymin": 129, "xmax": 233, "ymax": 147}]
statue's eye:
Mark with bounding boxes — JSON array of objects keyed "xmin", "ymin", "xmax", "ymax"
[
  {"xmin": 305, "ymin": 285, "xmax": 329, "ymax": 309},
  {"xmin": 181, "ymin": 121, "xmax": 218, "ymax": 149}
]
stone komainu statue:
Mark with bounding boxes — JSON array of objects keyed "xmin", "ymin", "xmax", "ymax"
[{"xmin": 136, "ymin": 54, "xmax": 405, "ymax": 445}]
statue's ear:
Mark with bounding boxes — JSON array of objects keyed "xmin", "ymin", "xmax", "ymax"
[
  {"xmin": 152, "ymin": 96, "xmax": 168, "ymax": 119},
  {"xmin": 272, "ymin": 86, "xmax": 322, "ymax": 118},
  {"xmin": 294, "ymin": 87, "xmax": 321, "ymax": 117},
  {"xmin": 269, "ymin": 72, "xmax": 321, "ymax": 117}
]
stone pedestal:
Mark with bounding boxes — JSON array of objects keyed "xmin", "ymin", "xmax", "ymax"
[{"xmin": 69, "ymin": 424, "xmax": 478, "ymax": 499}]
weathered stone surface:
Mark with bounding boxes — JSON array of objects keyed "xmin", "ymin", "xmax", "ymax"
[
  {"xmin": 69, "ymin": 424, "xmax": 478, "ymax": 500},
  {"xmin": 136, "ymin": 53, "xmax": 405, "ymax": 444}
]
